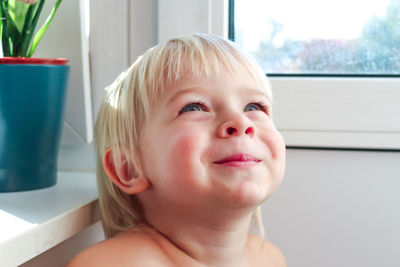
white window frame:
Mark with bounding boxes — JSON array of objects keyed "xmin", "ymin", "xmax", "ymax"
[
  {"xmin": 158, "ymin": 0, "xmax": 400, "ymax": 150},
  {"xmin": 270, "ymin": 77, "xmax": 400, "ymax": 149},
  {"xmin": 35, "ymin": 0, "xmax": 93, "ymax": 145}
]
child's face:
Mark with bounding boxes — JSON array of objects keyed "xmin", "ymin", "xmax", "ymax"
[{"xmin": 138, "ymin": 63, "xmax": 285, "ymax": 213}]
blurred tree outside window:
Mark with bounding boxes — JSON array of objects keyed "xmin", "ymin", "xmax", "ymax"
[{"xmin": 234, "ymin": 0, "xmax": 400, "ymax": 75}]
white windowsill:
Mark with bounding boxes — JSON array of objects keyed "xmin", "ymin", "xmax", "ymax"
[{"xmin": 0, "ymin": 171, "xmax": 99, "ymax": 267}]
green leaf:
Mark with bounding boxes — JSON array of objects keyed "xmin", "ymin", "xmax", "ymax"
[
  {"xmin": 15, "ymin": 1, "xmax": 39, "ymax": 56},
  {"xmin": 8, "ymin": 0, "xmax": 29, "ymax": 33},
  {"xmin": 28, "ymin": 0, "xmax": 62, "ymax": 58},
  {"xmin": 1, "ymin": 0, "xmax": 22, "ymax": 56},
  {"xmin": 0, "ymin": 1, "xmax": 11, "ymax": 56}
]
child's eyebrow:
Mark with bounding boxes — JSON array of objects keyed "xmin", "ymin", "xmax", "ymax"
[
  {"xmin": 166, "ymin": 87, "xmax": 209, "ymax": 105},
  {"xmin": 242, "ymin": 88, "xmax": 272, "ymax": 104}
]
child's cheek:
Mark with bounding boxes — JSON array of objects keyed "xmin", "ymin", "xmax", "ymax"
[
  {"xmin": 258, "ymin": 123, "xmax": 286, "ymax": 186},
  {"xmin": 166, "ymin": 128, "xmax": 207, "ymax": 185},
  {"xmin": 168, "ymin": 129, "xmax": 199, "ymax": 157}
]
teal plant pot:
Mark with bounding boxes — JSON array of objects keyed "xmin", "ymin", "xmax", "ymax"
[{"xmin": 0, "ymin": 59, "xmax": 69, "ymax": 192}]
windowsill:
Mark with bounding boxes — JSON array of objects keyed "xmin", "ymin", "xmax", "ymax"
[{"xmin": 0, "ymin": 171, "xmax": 99, "ymax": 267}]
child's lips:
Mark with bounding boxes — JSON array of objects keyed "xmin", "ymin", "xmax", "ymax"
[{"xmin": 213, "ymin": 154, "xmax": 261, "ymax": 167}]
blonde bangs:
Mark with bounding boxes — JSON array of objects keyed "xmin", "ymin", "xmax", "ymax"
[{"xmin": 140, "ymin": 34, "xmax": 272, "ymax": 109}]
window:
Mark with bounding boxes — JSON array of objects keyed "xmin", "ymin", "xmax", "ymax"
[
  {"xmin": 233, "ymin": 0, "xmax": 400, "ymax": 76},
  {"xmin": 230, "ymin": 0, "xmax": 400, "ymax": 149}
]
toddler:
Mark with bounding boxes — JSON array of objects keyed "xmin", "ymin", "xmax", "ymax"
[{"xmin": 68, "ymin": 33, "xmax": 286, "ymax": 267}]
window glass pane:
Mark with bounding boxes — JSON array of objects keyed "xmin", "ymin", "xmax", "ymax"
[{"xmin": 234, "ymin": 0, "xmax": 400, "ymax": 75}]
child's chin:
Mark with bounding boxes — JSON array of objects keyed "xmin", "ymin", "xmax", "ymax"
[{"xmin": 228, "ymin": 180, "xmax": 269, "ymax": 208}]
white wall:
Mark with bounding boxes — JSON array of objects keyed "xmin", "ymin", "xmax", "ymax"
[
  {"xmin": 263, "ymin": 149, "xmax": 400, "ymax": 267},
  {"xmin": 57, "ymin": 0, "xmax": 158, "ymax": 173}
]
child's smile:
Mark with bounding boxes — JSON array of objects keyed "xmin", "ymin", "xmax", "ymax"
[{"xmin": 213, "ymin": 153, "xmax": 261, "ymax": 167}]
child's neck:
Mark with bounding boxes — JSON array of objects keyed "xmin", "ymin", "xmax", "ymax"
[{"xmin": 141, "ymin": 210, "xmax": 253, "ymax": 267}]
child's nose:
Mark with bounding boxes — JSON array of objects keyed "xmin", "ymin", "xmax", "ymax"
[{"xmin": 217, "ymin": 113, "xmax": 255, "ymax": 138}]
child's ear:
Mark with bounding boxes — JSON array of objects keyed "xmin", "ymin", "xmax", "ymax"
[{"xmin": 103, "ymin": 148, "xmax": 150, "ymax": 194}]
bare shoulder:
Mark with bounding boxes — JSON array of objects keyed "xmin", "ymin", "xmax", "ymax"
[
  {"xmin": 67, "ymin": 229, "xmax": 173, "ymax": 267},
  {"xmin": 247, "ymin": 234, "xmax": 287, "ymax": 267}
]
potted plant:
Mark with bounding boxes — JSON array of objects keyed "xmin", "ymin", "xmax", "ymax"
[{"xmin": 0, "ymin": 0, "xmax": 68, "ymax": 192}]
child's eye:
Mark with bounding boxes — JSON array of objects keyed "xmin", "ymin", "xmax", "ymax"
[
  {"xmin": 244, "ymin": 102, "xmax": 268, "ymax": 114},
  {"xmin": 179, "ymin": 102, "xmax": 206, "ymax": 114}
]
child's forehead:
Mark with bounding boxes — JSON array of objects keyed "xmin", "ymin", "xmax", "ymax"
[
  {"xmin": 163, "ymin": 67, "xmax": 230, "ymax": 92},
  {"xmin": 157, "ymin": 65, "xmax": 269, "ymax": 101},
  {"xmin": 163, "ymin": 60, "xmax": 257, "ymax": 87},
  {"xmin": 144, "ymin": 45, "xmax": 272, "ymax": 107}
]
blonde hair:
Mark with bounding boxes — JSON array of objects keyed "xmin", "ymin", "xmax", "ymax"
[{"xmin": 94, "ymin": 33, "xmax": 272, "ymax": 238}]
